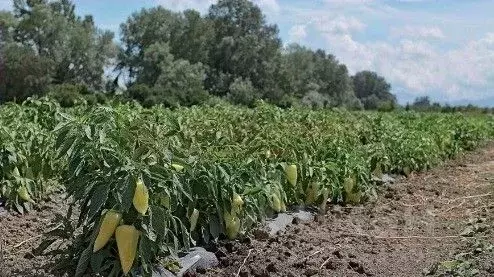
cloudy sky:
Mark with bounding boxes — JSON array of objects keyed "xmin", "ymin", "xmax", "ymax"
[{"xmin": 1, "ymin": 0, "xmax": 494, "ymax": 106}]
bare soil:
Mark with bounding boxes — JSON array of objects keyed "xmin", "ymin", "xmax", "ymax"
[
  {"xmin": 1, "ymin": 144, "xmax": 493, "ymax": 277},
  {"xmin": 203, "ymin": 144, "xmax": 494, "ymax": 277},
  {"xmin": 0, "ymin": 192, "xmax": 68, "ymax": 277}
]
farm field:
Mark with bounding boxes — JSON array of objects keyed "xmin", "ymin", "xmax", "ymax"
[
  {"xmin": 204, "ymin": 144, "xmax": 494, "ymax": 277},
  {"xmin": 1, "ymin": 98, "xmax": 494, "ymax": 276}
]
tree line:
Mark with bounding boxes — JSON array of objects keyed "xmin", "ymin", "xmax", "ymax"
[
  {"xmin": 0, "ymin": 0, "xmax": 478, "ymax": 112},
  {"xmin": 406, "ymin": 96, "xmax": 494, "ymax": 114}
]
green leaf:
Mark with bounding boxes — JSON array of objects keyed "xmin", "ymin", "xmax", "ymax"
[
  {"xmin": 202, "ymin": 226, "xmax": 210, "ymax": 244},
  {"xmin": 120, "ymin": 176, "xmax": 135, "ymax": 213},
  {"xmin": 33, "ymin": 238, "xmax": 57, "ymax": 256},
  {"xmin": 150, "ymin": 205, "xmax": 166, "ymax": 240},
  {"xmin": 180, "ymin": 220, "xmax": 191, "ymax": 250},
  {"xmin": 90, "ymin": 248, "xmax": 108, "ymax": 273},
  {"xmin": 99, "ymin": 129, "xmax": 106, "ymax": 144},
  {"xmin": 142, "ymin": 219, "xmax": 157, "ymax": 242},
  {"xmin": 23, "ymin": 201, "xmax": 32, "ymax": 213},
  {"xmin": 75, "ymin": 245, "xmax": 92, "ymax": 277},
  {"xmin": 58, "ymin": 137, "xmax": 76, "ymax": 159},
  {"xmin": 84, "ymin": 125, "xmax": 92, "ymax": 140},
  {"xmin": 107, "ymin": 261, "xmax": 121, "ymax": 277},
  {"xmin": 87, "ymin": 184, "xmax": 111, "ymax": 224},
  {"xmin": 172, "ymin": 174, "xmax": 192, "ymax": 201},
  {"xmin": 55, "ymin": 126, "xmax": 70, "ymax": 149},
  {"xmin": 242, "ymin": 186, "xmax": 263, "ymax": 195},
  {"xmin": 15, "ymin": 201, "xmax": 24, "ymax": 214},
  {"xmin": 209, "ymin": 216, "xmax": 220, "ymax": 239},
  {"xmin": 139, "ymin": 235, "xmax": 154, "ymax": 268}
]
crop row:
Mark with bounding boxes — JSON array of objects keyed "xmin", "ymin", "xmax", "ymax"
[{"xmin": 1, "ymin": 98, "xmax": 493, "ymax": 276}]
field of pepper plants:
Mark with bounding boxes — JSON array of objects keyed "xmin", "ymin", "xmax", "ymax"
[{"xmin": 1, "ymin": 97, "xmax": 493, "ymax": 276}]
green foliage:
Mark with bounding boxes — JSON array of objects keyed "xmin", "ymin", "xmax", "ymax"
[
  {"xmin": 13, "ymin": 0, "xmax": 116, "ymax": 88},
  {"xmin": 227, "ymin": 77, "xmax": 259, "ymax": 107},
  {"xmin": 301, "ymin": 91, "xmax": 330, "ymax": 109},
  {"xmin": 154, "ymin": 59, "xmax": 209, "ymax": 107},
  {"xmin": 4, "ymin": 0, "xmax": 492, "ymax": 113},
  {"xmin": 47, "ymin": 84, "xmax": 89, "ymax": 107},
  {"xmin": 0, "ymin": 98, "xmax": 62, "ymax": 213},
  {"xmin": 121, "ymin": 38, "xmax": 209, "ymax": 108},
  {"xmin": 353, "ymin": 70, "xmax": 397, "ymax": 110},
  {"xmin": 46, "ymin": 84, "xmax": 109, "ymax": 107},
  {"xmin": 406, "ymin": 97, "xmax": 494, "ymax": 114},
  {"xmin": 2, "ymin": 0, "xmax": 407, "ymax": 109},
  {"xmin": 118, "ymin": 7, "xmax": 213, "ymax": 83},
  {"xmin": 207, "ymin": 0, "xmax": 282, "ymax": 96},
  {"xmin": 279, "ymin": 44, "xmax": 361, "ymax": 108},
  {"xmin": 2, "ymin": 44, "xmax": 53, "ymax": 102},
  {"xmin": 1, "ymin": 0, "xmax": 116, "ymax": 102},
  {"xmin": 1, "ymin": 99, "xmax": 494, "ymax": 275}
]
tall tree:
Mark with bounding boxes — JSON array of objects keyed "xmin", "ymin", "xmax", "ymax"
[
  {"xmin": 352, "ymin": 70, "xmax": 396, "ymax": 109},
  {"xmin": 119, "ymin": 7, "xmax": 213, "ymax": 85},
  {"xmin": 206, "ymin": 0, "xmax": 282, "ymax": 96},
  {"xmin": 119, "ymin": 7, "xmax": 181, "ymax": 84},
  {"xmin": 171, "ymin": 10, "xmax": 214, "ymax": 65},
  {"xmin": 131, "ymin": 42, "xmax": 208, "ymax": 107},
  {"xmin": 1, "ymin": 9, "xmax": 52, "ymax": 102},
  {"xmin": 0, "ymin": 12, "xmax": 9, "ymax": 99},
  {"xmin": 11, "ymin": 0, "xmax": 116, "ymax": 91},
  {"xmin": 119, "ymin": 8, "xmax": 210, "ymax": 107},
  {"xmin": 279, "ymin": 44, "xmax": 360, "ymax": 108}
]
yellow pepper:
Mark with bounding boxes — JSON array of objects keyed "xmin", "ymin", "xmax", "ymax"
[
  {"xmin": 343, "ymin": 177, "xmax": 361, "ymax": 204},
  {"xmin": 280, "ymin": 198, "xmax": 286, "ymax": 213},
  {"xmin": 232, "ymin": 193, "xmax": 244, "ymax": 214},
  {"xmin": 372, "ymin": 162, "xmax": 383, "ymax": 178},
  {"xmin": 343, "ymin": 177, "xmax": 355, "ymax": 195},
  {"xmin": 17, "ymin": 186, "xmax": 35, "ymax": 204},
  {"xmin": 189, "ymin": 208, "xmax": 199, "ymax": 232},
  {"xmin": 171, "ymin": 163, "xmax": 184, "ymax": 172},
  {"xmin": 403, "ymin": 166, "xmax": 411, "ymax": 177},
  {"xmin": 224, "ymin": 211, "xmax": 241, "ymax": 239},
  {"xmin": 346, "ymin": 191, "xmax": 362, "ymax": 204},
  {"xmin": 285, "ymin": 164, "xmax": 297, "ymax": 186},
  {"xmin": 305, "ymin": 182, "xmax": 319, "ymax": 205},
  {"xmin": 115, "ymin": 225, "xmax": 140, "ymax": 275},
  {"xmin": 233, "ymin": 193, "xmax": 244, "ymax": 207},
  {"xmin": 93, "ymin": 210, "xmax": 122, "ymax": 252},
  {"xmin": 271, "ymin": 193, "xmax": 281, "ymax": 213},
  {"xmin": 133, "ymin": 179, "xmax": 149, "ymax": 215}
]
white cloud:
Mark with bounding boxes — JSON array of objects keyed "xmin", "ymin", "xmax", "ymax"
[
  {"xmin": 324, "ymin": 0, "xmax": 374, "ymax": 4},
  {"xmin": 288, "ymin": 24, "xmax": 307, "ymax": 42},
  {"xmin": 341, "ymin": 33, "xmax": 494, "ymax": 101},
  {"xmin": 391, "ymin": 25, "xmax": 445, "ymax": 40},
  {"xmin": 310, "ymin": 15, "xmax": 494, "ymax": 101},
  {"xmin": 159, "ymin": 0, "xmax": 215, "ymax": 12},
  {"xmin": 157, "ymin": 0, "xmax": 279, "ymax": 14},
  {"xmin": 314, "ymin": 15, "xmax": 365, "ymax": 34},
  {"xmin": 255, "ymin": 0, "xmax": 280, "ymax": 13},
  {"xmin": 399, "ymin": 40, "xmax": 436, "ymax": 57},
  {"xmin": 283, "ymin": 1, "xmax": 494, "ymax": 103}
]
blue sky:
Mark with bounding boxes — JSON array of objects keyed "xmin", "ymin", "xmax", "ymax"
[{"xmin": 1, "ymin": 0, "xmax": 494, "ymax": 106}]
